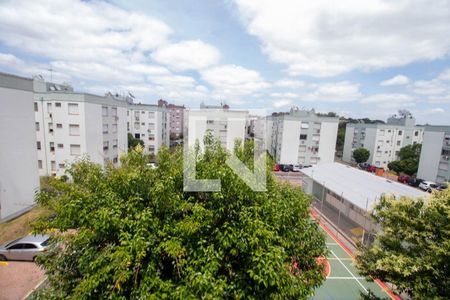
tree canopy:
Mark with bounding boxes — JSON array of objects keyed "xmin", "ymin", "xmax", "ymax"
[
  {"xmin": 387, "ymin": 143, "xmax": 421, "ymax": 175},
  {"xmin": 353, "ymin": 147, "xmax": 370, "ymax": 164},
  {"xmin": 355, "ymin": 190, "xmax": 450, "ymax": 299},
  {"xmin": 127, "ymin": 133, "xmax": 144, "ymax": 149},
  {"xmin": 33, "ymin": 138, "xmax": 327, "ymax": 299}
]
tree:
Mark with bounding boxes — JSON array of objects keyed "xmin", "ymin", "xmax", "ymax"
[
  {"xmin": 127, "ymin": 133, "xmax": 144, "ymax": 149},
  {"xmin": 353, "ymin": 148, "xmax": 370, "ymax": 163},
  {"xmin": 387, "ymin": 144, "xmax": 421, "ymax": 175},
  {"xmin": 355, "ymin": 190, "xmax": 450, "ymax": 299},
  {"xmin": 33, "ymin": 137, "xmax": 327, "ymax": 299}
]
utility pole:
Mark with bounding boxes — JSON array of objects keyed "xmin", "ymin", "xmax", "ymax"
[{"xmin": 48, "ymin": 67, "xmax": 53, "ymax": 82}]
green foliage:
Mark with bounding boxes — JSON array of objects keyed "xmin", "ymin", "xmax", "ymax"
[
  {"xmin": 355, "ymin": 190, "xmax": 450, "ymax": 299},
  {"xmin": 127, "ymin": 133, "xmax": 144, "ymax": 150},
  {"xmin": 387, "ymin": 144, "xmax": 421, "ymax": 175},
  {"xmin": 353, "ymin": 148, "xmax": 370, "ymax": 164},
  {"xmin": 33, "ymin": 137, "xmax": 327, "ymax": 299}
]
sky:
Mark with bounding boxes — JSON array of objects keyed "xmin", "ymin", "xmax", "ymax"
[{"xmin": 0, "ymin": 0, "xmax": 450, "ymax": 124}]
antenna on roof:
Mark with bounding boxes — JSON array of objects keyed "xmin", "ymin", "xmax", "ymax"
[{"xmin": 47, "ymin": 67, "xmax": 53, "ymax": 82}]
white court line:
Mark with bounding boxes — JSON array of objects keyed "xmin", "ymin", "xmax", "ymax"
[
  {"xmin": 326, "ymin": 257, "xmax": 353, "ymax": 260},
  {"xmin": 331, "ymin": 250, "xmax": 368, "ymax": 294},
  {"xmin": 326, "ymin": 242, "xmax": 338, "ymax": 245},
  {"xmin": 327, "ymin": 277, "xmax": 366, "ymax": 280}
]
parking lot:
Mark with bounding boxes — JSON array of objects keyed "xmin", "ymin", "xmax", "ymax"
[{"xmin": 0, "ymin": 261, "xmax": 45, "ymax": 300}]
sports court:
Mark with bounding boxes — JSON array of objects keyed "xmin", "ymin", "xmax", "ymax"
[{"xmin": 312, "ymin": 217, "xmax": 396, "ymax": 300}]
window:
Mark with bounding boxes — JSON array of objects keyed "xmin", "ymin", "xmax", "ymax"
[
  {"xmin": 102, "ymin": 106, "xmax": 108, "ymax": 117},
  {"xmin": 23, "ymin": 244, "xmax": 37, "ymax": 249},
  {"xmin": 47, "ymin": 103, "xmax": 52, "ymax": 113},
  {"xmin": 149, "ymin": 136, "xmax": 155, "ymax": 141},
  {"xmin": 134, "ymin": 122, "xmax": 140, "ymax": 130},
  {"xmin": 50, "ymin": 142, "xmax": 55, "ymax": 152},
  {"xmin": 103, "ymin": 124, "xmax": 108, "ymax": 134},
  {"xmin": 134, "ymin": 111, "xmax": 139, "ymax": 117},
  {"xmin": 55, "ymin": 102, "xmax": 61, "ymax": 107},
  {"xmin": 113, "ymin": 139, "xmax": 118, "ymax": 148},
  {"xmin": 35, "ymin": 122, "xmax": 40, "ymax": 131},
  {"xmin": 113, "ymin": 156, "xmax": 118, "ymax": 164},
  {"xmin": 103, "ymin": 141, "xmax": 109, "ymax": 151},
  {"xmin": 48, "ymin": 122, "xmax": 54, "ymax": 133},
  {"xmin": 8, "ymin": 244, "xmax": 24, "ymax": 250},
  {"xmin": 379, "ymin": 130, "xmax": 385, "ymax": 136},
  {"xmin": 397, "ymin": 141, "xmax": 401, "ymax": 146},
  {"xmin": 398, "ymin": 130, "xmax": 402, "ymax": 136},
  {"xmin": 415, "ymin": 131, "xmax": 419, "ymax": 136},
  {"xmin": 56, "ymin": 123, "xmax": 62, "ymax": 129},
  {"xmin": 57, "ymin": 143, "xmax": 63, "ymax": 149},
  {"xmin": 111, "ymin": 107, "xmax": 117, "ymax": 116},
  {"xmin": 37, "ymin": 141, "xmax": 41, "ymax": 150},
  {"xmin": 300, "ymin": 134, "xmax": 307, "ymax": 140},
  {"xmin": 148, "ymin": 112, "xmax": 155, "ymax": 118},
  {"xmin": 70, "ymin": 144, "xmax": 81, "ymax": 156},
  {"xmin": 135, "ymin": 133, "xmax": 140, "ymax": 139},
  {"xmin": 207, "ymin": 120, "xmax": 214, "ymax": 124},
  {"xmin": 148, "ymin": 123, "xmax": 155, "ymax": 130},
  {"xmin": 51, "ymin": 161, "xmax": 56, "ymax": 171},
  {"xmin": 34, "ymin": 102, "xmax": 38, "ymax": 112},
  {"xmin": 68, "ymin": 103, "xmax": 79, "ymax": 115},
  {"xmin": 38, "ymin": 160, "xmax": 42, "ymax": 169},
  {"xmin": 301, "ymin": 123, "xmax": 309, "ymax": 129},
  {"xmin": 59, "ymin": 163, "xmax": 65, "ymax": 169},
  {"xmin": 112, "ymin": 124, "xmax": 117, "ymax": 133},
  {"xmin": 69, "ymin": 124, "xmax": 80, "ymax": 136}
]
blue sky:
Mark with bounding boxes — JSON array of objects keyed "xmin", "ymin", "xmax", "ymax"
[{"xmin": 1, "ymin": 0, "xmax": 450, "ymax": 124}]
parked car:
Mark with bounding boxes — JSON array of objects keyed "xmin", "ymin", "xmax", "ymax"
[
  {"xmin": 408, "ymin": 178, "xmax": 424, "ymax": 187},
  {"xmin": 146, "ymin": 162, "xmax": 157, "ymax": 169},
  {"xmin": 292, "ymin": 164, "xmax": 302, "ymax": 172},
  {"xmin": 273, "ymin": 164, "xmax": 280, "ymax": 172},
  {"xmin": 280, "ymin": 164, "xmax": 290, "ymax": 172},
  {"xmin": 366, "ymin": 165, "xmax": 377, "ymax": 173},
  {"xmin": 419, "ymin": 181, "xmax": 438, "ymax": 192},
  {"xmin": 436, "ymin": 183, "xmax": 448, "ymax": 191},
  {"xmin": 0, "ymin": 234, "xmax": 50, "ymax": 261},
  {"xmin": 303, "ymin": 165, "xmax": 312, "ymax": 168},
  {"xmin": 397, "ymin": 175, "xmax": 410, "ymax": 184},
  {"xmin": 358, "ymin": 162, "xmax": 370, "ymax": 170}
]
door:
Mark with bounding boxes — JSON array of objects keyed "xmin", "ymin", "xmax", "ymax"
[
  {"xmin": 6, "ymin": 243, "xmax": 24, "ymax": 260},
  {"xmin": 21, "ymin": 243, "xmax": 39, "ymax": 261}
]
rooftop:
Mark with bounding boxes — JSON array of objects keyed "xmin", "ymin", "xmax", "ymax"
[{"xmin": 300, "ymin": 162, "xmax": 427, "ymax": 211}]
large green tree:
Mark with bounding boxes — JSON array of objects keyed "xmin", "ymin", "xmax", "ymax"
[
  {"xmin": 33, "ymin": 137, "xmax": 327, "ymax": 299},
  {"xmin": 127, "ymin": 133, "xmax": 144, "ymax": 150},
  {"xmin": 355, "ymin": 190, "xmax": 450, "ymax": 299},
  {"xmin": 353, "ymin": 147, "xmax": 370, "ymax": 164},
  {"xmin": 387, "ymin": 143, "xmax": 421, "ymax": 175}
]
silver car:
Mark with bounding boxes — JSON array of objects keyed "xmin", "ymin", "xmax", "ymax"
[{"xmin": 0, "ymin": 234, "xmax": 50, "ymax": 261}]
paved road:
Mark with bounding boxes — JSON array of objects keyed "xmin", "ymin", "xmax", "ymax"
[{"xmin": 0, "ymin": 261, "xmax": 45, "ymax": 300}]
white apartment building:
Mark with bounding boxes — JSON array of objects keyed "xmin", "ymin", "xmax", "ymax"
[
  {"xmin": 127, "ymin": 103, "xmax": 170, "ymax": 155},
  {"xmin": 0, "ymin": 72, "xmax": 40, "ymax": 222},
  {"xmin": 417, "ymin": 126, "xmax": 450, "ymax": 183},
  {"xmin": 34, "ymin": 79, "xmax": 128, "ymax": 176},
  {"xmin": 267, "ymin": 108, "xmax": 339, "ymax": 166},
  {"xmin": 186, "ymin": 104, "xmax": 249, "ymax": 151},
  {"xmin": 343, "ymin": 113, "xmax": 423, "ymax": 169}
]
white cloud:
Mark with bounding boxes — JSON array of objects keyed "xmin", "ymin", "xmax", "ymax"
[
  {"xmin": 380, "ymin": 75, "xmax": 410, "ymax": 86},
  {"xmin": 413, "ymin": 79, "xmax": 447, "ymax": 95},
  {"xmin": 274, "ymin": 79, "xmax": 305, "ymax": 89},
  {"xmin": 234, "ymin": 0, "xmax": 450, "ymax": 77},
  {"xmin": 201, "ymin": 64, "xmax": 270, "ymax": 96},
  {"xmin": 302, "ymin": 82, "xmax": 361, "ymax": 102},
  {"xmin": 361, "ymin": 93, "xmax": 414, "ymax": 104},
  {"xmin": 437, "ymin": 68, "xmax": 450, "ymax": 81},
  {"xmin": 428, "ymin": 107, "xmax": 445, "ymax": 114},
  {"xmin": 272, "ymin": 99, "xmax": 293, "ymax": 108},
  {"xmin": 151, "ymin": 40, "xmax": 221, "ymax": 71},
  {"xmin": 270, "ymin": 92, "xmax": 298, "ymax": 98}
]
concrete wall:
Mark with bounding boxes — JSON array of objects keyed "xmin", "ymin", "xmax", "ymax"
[
  {"xmin": 0, "ymin": 86, "xmax": 39, "ymax": 222},
  {"xmin": 417, "ymin": 131, "xmax": 444, "ymax": 182},
  {"xmin": 318, "ymin": 122, "xmax": 338, "ymax": 164},
  {"xmin": 279, "ymin": 120, "xmax": 301, "ymax": 164}
]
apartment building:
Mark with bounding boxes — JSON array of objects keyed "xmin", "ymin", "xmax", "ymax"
[
  {"xmin": 0, "ymin": 72, "xmax": 40, "ymax": 222},
  {"xmin": 267, "ymin": 108, "xmax": 339, "ymax": 165},
  {"xmin": 417, "ymin": 126, "xmax": 450, "ymax": 183},
  {"xmin": 186, "ymin": 103, "xmax": 248, "ymax": 151},
  {"xmin": 127, "ymin": 103, "xmax": 170, "ymax": 155},
  {"xmin": 343, "ymin": 113, "xmax": 423, "ymax": 169},
  {"xmin": 34, "ymin": 79, "xmax": 128, "ymax": 176},
  {"xmin": 158, "ymin": 99, "xmax": 185, "ymax": 139}
]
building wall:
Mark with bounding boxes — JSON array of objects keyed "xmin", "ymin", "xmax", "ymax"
[
  {"xmin": 342, "ymin": 126, "xmax": 354, "ymax": 162},
  {"xmin": 279, "ymin": 120, "xmax": 301, "ymax": 164},
  {"xmin": 417, "ymin": 131, "xmax": 443, "ymax": 182},
  {"xmin": 0, "ymin": 83, "xmax": 39, "ymax": 222},
  {"xmin": 318, "ymin": 122, "xmax": 339, "ymax": 164}
]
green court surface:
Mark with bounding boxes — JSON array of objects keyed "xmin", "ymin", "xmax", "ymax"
[{"xmin": 312, "ymin": 224, "xmax": 393, "ymax": 300}]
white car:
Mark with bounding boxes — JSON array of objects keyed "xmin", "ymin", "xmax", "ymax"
[
  {"xmin": 0, "ymin": 234, "xmax": 50, "ymax": 261},
  {"xmin": 419, "ymin": 181, "xmax": 438, "ymax": 192},
  {"xmin": 292, "ymin": 164, "xmax": 302, "ymax": 172}
]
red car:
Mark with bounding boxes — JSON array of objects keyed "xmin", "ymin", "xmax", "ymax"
[
  {"xmin": 273, "ymin": 164, "xmax": 280, "ymax": 172},
  {"xmin": 397, "ymin": 175, "xmax": 410, "ymax": 183},
  {"xmin": 367, "ymin": 165, "xmax": 377, "ymax": 173}
]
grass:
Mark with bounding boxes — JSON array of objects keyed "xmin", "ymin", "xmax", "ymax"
[{"xmin": 0, "ymin": 206, "xmax": 52, "ymax": 244}]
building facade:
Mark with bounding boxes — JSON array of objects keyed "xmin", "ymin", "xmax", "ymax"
[
  {"xmin": 34, "ymin": 79, "xmax": 128, "ymax": 177},
  {"xmin": 343, "ymin": 113, "xmax": 423, "ymax": 169},
  {"xmin": 0, "ymin": 72, "xmax": 40, "ymax": 222},
  {"xmin": 127, "ymin": 103, "xmax": 170, "ymax": 155},
  {"xmin": 417, "ymin": 126, "xmax": 450, "ymax": 183},
  {"xmin": 186, "ymin": 104, "xmax": 248, "ymax": 151},
  {"xmin": 158, "ymin": 99, "xmax": 184, "ymax": 140},
  {"xmin": 267, "ymin": 108, "xmax": 339, "ymax": 166}
]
